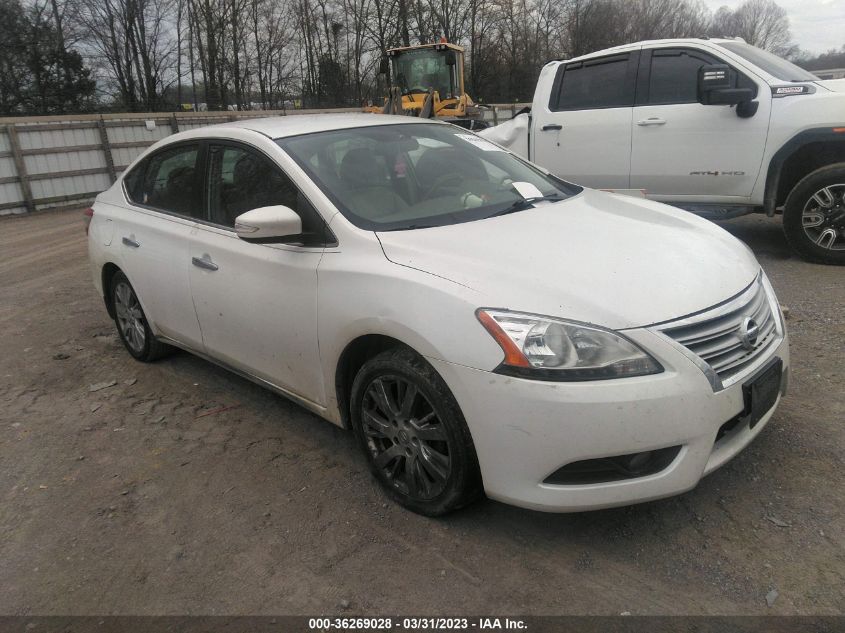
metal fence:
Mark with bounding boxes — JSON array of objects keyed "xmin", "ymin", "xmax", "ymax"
[{"xmin": 0, "ymin": 104, "xmax": 529, "ymax": 216}]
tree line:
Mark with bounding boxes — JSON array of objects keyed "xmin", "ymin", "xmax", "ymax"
[{"xmin": 0, "ymin": 0, "xmax": 837, "ymax": 116}]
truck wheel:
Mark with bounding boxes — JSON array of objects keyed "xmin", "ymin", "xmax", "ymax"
[{"xmin": 783, "ymin": 164, "xmax": 845, "ymax": 265}]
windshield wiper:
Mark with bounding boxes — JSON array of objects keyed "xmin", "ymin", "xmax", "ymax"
[
  {"xmin": 488, "ymin": 195, "xmax": 564, "ymax": 218},
  {"xmin": 380, "ymin": 223, "xmax": 437, "ymax": 232}
]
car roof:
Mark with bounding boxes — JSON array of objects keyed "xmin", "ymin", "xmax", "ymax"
[
  {"xmin": 564, "ymin": 38, "xmax": 742, "ymax": 64},
  {"xmin": 214, "ymin": 112, "xmax": 438, "ymax": 139}
]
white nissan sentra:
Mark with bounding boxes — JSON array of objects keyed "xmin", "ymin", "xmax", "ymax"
[{"xmin": 87, "ymin": 114, "xmax": 789, "ymax": 515}]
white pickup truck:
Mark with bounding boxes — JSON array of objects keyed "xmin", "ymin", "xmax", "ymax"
[{"xmin": 481, "ymin": 38, "xmax": 845, "ymax": 264}]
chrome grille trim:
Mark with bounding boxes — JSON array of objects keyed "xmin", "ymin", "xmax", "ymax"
[{"xmin": 653, "ymin": 274, "xmax": 784, "ymax": 391}]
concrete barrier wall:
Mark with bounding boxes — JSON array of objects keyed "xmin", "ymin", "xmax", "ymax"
[{"xmin": 0, "ymin": 104, "xmax": 530, "ymax": 216}]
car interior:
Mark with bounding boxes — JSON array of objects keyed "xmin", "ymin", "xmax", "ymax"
[{"xmin": 285, "ymin": 126, "xmax": 569, "ymax": 228}]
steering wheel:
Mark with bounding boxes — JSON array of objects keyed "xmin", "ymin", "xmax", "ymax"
[{"xmin": 423, "ymin": 173, "xmax": 464, "ymax": 199}]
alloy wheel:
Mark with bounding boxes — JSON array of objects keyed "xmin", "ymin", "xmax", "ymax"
[
  {"xmin": 361, "ymin": 375, "xmax": 451, "ymax": 500},
  {"xmin": 801, "ymin": 184, "xmax": 845, "ymax": 251},
  {"xmin": 114, "ymin": 281, "xmax": 146, "ymax": 354}
]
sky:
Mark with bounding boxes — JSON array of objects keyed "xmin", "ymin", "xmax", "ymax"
[{"xmin": 701, "ymin": 0, "xmax": 845, "ymax": 55}]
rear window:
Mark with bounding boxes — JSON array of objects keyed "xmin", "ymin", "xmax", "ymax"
[
  {"xmin": 553, "ymin": 55, "xmax": 634, "ymax": 111},
  {"xmin": 122, "ymin": 161, "xmax": 146, "ymax": 202},
  {"xmin": 125, "ymin": 144, "xmax": 203, "ymax": 219}
]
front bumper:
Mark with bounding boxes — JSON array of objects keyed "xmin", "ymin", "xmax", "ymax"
[{"xmin": 429, "ymin": 328, "xmax": 789, "ymax": 512}]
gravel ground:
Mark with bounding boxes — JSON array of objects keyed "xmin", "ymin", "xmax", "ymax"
[{"xmin": 0, "ymin": 210, "xmax": 842, "ymax": 616}]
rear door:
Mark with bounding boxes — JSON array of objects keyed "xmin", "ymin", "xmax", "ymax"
[
  {"xmin": 114, "ymin": 143, "xmax": 204, "ymax": 349},
  {"xmin": 629, "ymin": 47, "xmax": 771, "ymax": 199},
  {"xmin": 188, "ymin": 141, "xmax": 328, "ymax": 405},
  {"xmin": 531, "ymin": 51, "xmax": 639, "ymax": 189}
]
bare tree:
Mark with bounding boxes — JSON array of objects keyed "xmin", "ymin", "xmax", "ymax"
[
  {"xmin": 11, "ymin": 0, "xmax": 808, "ymax": 113},
  {"xmin": 710, "ymin": 0, "xmax": 796, "ymax": 56}
]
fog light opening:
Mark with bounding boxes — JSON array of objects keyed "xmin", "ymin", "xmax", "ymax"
[{"xmin": 543, "ymin": 445, "xmax": 682, "ymax": 485}]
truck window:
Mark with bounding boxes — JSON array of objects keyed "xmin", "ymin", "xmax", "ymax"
[
  {"xmin": 643, "ymin": 48, "xmax": 758, "ymax": 105},
  {"xmin": 717, "ymin": 41, "xmax": 817, "ymax": 82},
  {"xmin": 648, "ymin": 50, "xmax": 711, "ymax": 104},
  {"xmin": 552, "ymin": 55, "xmax": 633, "ymax": 111}
]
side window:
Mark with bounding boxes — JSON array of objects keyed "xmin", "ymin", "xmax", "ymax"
[
  {"xmin": 646, "ymin": 49, "xmax": 758, "ymax": 105},
  {"xmin": 122, "ymin": 160, "xmax": 146, "ymax": 202},
  {"xmin": 207, "ymin": 144, "xmax": 329, "ymax": 242},
  {"xmin": 648, "ymin": 51, "xmax": 709, "ymax": 104},
  {"xmin": 137, "ymin": 145, "xmax": 202, "ymax": 218},
  {"xmin": 207, "ymin": 145, "xmax": 299, "ymax": 227},
  {"xmin": 553, "ymin": 55, "xmax": 633, "ymax": 111}
]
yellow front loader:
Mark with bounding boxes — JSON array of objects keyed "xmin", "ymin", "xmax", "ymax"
[{"xmin": 364, "ymin": 41, "xmax": 489, "ymax": 130}]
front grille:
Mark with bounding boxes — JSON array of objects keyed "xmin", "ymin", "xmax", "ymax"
[{"xmin": 658, "ymin": 277, "xmax": 781, "ymax": 384}]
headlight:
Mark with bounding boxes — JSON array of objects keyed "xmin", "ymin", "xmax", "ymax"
[{"xmin": 476, "ymin": 309, "xmax": 662, "ymax": 381}]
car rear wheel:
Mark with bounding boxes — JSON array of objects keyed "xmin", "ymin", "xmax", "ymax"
[
  {"xmin": 783, "ymin": 164, "xmax": 845, "ymax": 265},
  {"xmin": 350, "ymin": 347, "xmax": 482, "ymax": 516},
  {"xmin": 110, "ymin": 271, "xmax": 172, "ymax": 361}
]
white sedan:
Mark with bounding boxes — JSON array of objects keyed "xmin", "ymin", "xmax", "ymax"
[{"xmin": 87, "ymin": 114, "xmax": 789, "ymax": 515}]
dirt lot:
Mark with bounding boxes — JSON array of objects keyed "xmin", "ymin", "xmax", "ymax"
[{"xmin": 0, "ymin": 210, "xmax": 842, "ymax": 616}]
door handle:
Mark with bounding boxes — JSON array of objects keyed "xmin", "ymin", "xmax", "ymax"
[
  {"xmin": 122, "ymin": 236, "xmax": 140, "ymax": 248},
  {"xmin": 541, "ymin": 124, "xmax": 563, "ymax": 131},
  {"xmin": 192, "ymin": 255, "xmax": 219, "ymax": 271},
  {"xmin": 637, "ymin": 118, "xmax": 667, "ymax": 126}
]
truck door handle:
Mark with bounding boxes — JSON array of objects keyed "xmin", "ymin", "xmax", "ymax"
[
  {"xmin": 122, "ymin": 236, "xmax": 140, "ymax": 248},
  {"xmin": 541, "ymin": 124, "xmax": 562, "ymax": 131},
  {"xmin": 637, "ymin": 118, "xmax": 666, "ymax": 126},
  {"xmin": 192, "ymin": 255, "xmax": 219, "ymax": 271}
]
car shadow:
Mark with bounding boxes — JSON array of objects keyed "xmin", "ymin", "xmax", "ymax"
[{"xmin": 713, "ymin": 214, "xmax": 794, "ymax": 261}]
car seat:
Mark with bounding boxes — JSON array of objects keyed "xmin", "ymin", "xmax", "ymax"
[{"xmin": 339, "ymin": 148, "xmax": 408, "ymax": 219}]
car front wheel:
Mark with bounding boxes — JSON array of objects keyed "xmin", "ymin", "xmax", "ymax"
[
  {"xmin": 783, "ymin": 163, "xmax": 845, "ymax": 265},
  {"xmin": 350, "ymin": 347, "xmax": 482, "ymax": 516}
]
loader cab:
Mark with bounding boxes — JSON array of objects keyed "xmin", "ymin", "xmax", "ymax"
[{"xmin": 384, "ymin": 42, "xmax": 465, "ymax": 102}]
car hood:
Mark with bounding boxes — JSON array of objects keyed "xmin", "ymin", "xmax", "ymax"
[
  {"xmin": 376, "ymin": 189, "xmax": 760, "ymax": 330},
  {"xmin": 816, "ymin": 78, "xmax": 845, "ymax": 93}
]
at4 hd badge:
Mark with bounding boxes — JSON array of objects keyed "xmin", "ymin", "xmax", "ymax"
[{"xmin": 689, "ymin": 170, "xmax": 746, "ymax": 176}]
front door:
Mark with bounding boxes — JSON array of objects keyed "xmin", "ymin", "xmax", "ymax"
[
  {"xmin": 531, "ymin": 51, "xmax": 639, "ymax": 189},
  {"xmin": 188, "ymin": 142, "xmax": 326, "ymax": 405},
  {"xmin": 630, "ymin": 47, "xmax": 771, "ymax": 199}
]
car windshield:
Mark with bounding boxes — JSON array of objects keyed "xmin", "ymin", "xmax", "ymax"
[
  {"xmin": 717, "ymin": 42, "xmax": 818, "ymax": 82},
  {"xmin": 277, "ymin": 123, "xmax": 581, "ymax": 231},
  {"xmin": 393, "ymin": 49, "xmax": 455, "ymax": 97}
]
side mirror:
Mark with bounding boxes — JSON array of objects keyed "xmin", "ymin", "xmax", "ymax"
[
  {"xmin": 379, "ymin": 56, "xmax": 389, "ymax": 75},
  {"xmin": 697, "ymin": 64, "xmax": 731, "ymax": 102},
  {"xmin": 698, "ymin": 63, "xmax": 758, "ymax": 117},
  {"xmin": 446, "ymin": 50, "xmax": 457, "ymax": 66},
  {"xmin": 234, "ymin": 205, "xmax": 302, "ymax": 243},
  {"xmin": 703, "ymin": 87, "xmax": 756, "ymax": 106},
  {"xmin": 736, "ymin": 99, "xmax": 759, "ymax": 118}
]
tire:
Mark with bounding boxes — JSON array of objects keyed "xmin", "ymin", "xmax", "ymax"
[
  {"xmin": 109, "ymin": 271, "xmax": 172, "ymax": 362},
  {"xmin": 350, "ymin": 347, "xmax": 482, "ymax": 516},
  {"xmin": 783, "ymin": 163, "xmax": 845, "ymax": 265}
]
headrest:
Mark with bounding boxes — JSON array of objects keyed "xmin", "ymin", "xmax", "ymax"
[{"xmin": 340, "ymin": 148, "xmax": 386, "ymax": 188}]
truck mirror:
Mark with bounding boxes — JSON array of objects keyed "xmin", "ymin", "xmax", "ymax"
[
  {"xmin": 379, "ymin": 56, "xmax": 389, "ymax": 75},
  {"xmin": 698, "ymin": 64, "xmax": 733, "ymax": 103},
  {"xmin": 704, "ymin": 87, "xmax": 755, "ymax": 106},
  {"xmin": 446, "ymin": 50, "xmax": 457, "ymax": 66},
  {"xmin": 698, "ymin": 63, "xmax": 757, "ymax": 115},
  {"xmin": 736, "ymin": 99, "xmax": 759, "ymax": 118}
]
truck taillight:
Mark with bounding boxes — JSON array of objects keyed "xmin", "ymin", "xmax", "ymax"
[{"xmin": 83, "ymin": 207, "xmax": 94, "ymax": 236}]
